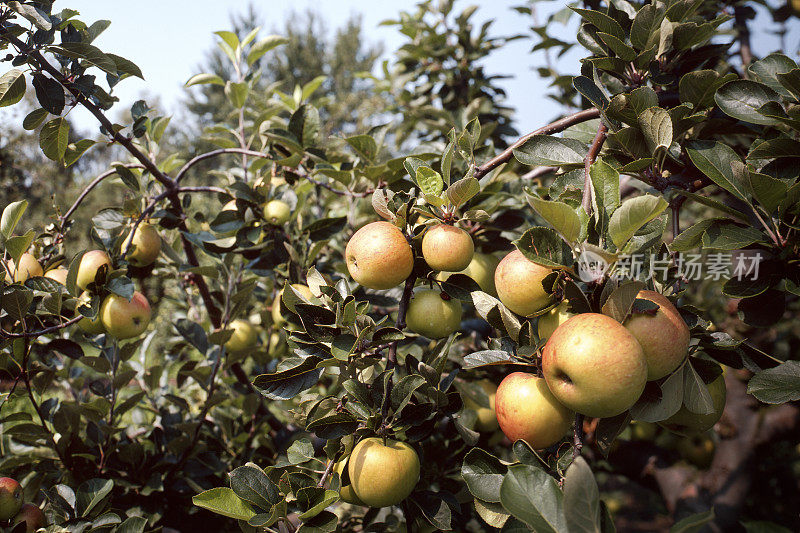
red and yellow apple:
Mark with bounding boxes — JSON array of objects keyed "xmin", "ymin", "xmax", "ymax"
[
  {"xmin": 495, "ymin": 249, "xmax": 554, "ymax": 317},
  {"xmin": 124, "ymin": 222, "xmax": 161, "ymax": 267},
  {"xmin": 43, "ymin": 266, "xmax": 68, "ymax": 286},
  {"xmin": 537, "ymin": 300, "xmax": 573, "ymax": 341},
  {"xmin": 7, "ymin": 253, "xmax": 42, "ymax": 283},
  {"xmin": 348, "ymin": 437, "xmax": 420, "ymax": 508},
  {"xmin": 345, "ymin": 221, "xmax": 413, "ymax": 290},
  {"xmin": 76, "ymin": 250, "xmax": 112, "ymax": 290},
  {"xmin": 422, "ymin": 224, "xmax": 474, "ymax": 272},
  {"xmin": 100, "ymin": 291, "xmax": 152, "ymax": 339},
  {"xmin": 542, "ymin": 313, "xmax": 647, "ymax": 418},
  {"xmin": 0, "ymin": 477, "xmax": 22, "ymax": 521},
  {"xmin": 12, "ymin": 503, "xmax": 46, "ymax": 532}
]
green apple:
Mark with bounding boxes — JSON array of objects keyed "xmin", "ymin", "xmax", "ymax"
[
  {"xmin": 0, "ymin": 477, "xmax": 22, "ymax": 521},
  {"xmin": 542, "ymin": 313, "xmax": 647, "ymax": 418},
  {"xmin": 271, "ymin": 284, "xmax": 315, "ymax": 326},
  {"xmin": 495, "ymin": 372, "xmax": 573, "ymax": 449},
  {"xmin": 76, "ymin": 250, "xmax": 112, "ymax": 291},
  {"xmin": 624, "ymin": 290, "xmax": 690, "ymax": 381},
  {"xmin": 537, "ymin": 300, "xmax": 573, "ymax": 341},
  {"xmin": 100, "ymin": 291, "xmax": 152, "ymax": 339},
  {"xmin": 437, "ymin": 252, "xmax": 500, "ymax": 296},
  {"xmin": 405, "ymin": 289, "xmax": 462, "ymax": 339},
  {"xmin": 76, "ymin": 292, "xmax": 104, "ymax": 335},
  {"xmin": 462, "ymin": 379, "xmax": 499, "ymax": 432},
  {"xmin": 124, "ymin": 222, "xmax": 161, "ymax": 267},
  {"xmin": 676, "ymin": 433, "xmax": 715, "ymax": 469},
  {"xmin": 345, "ymin": 221, "xmax": 414, "ymax": 290},
  {"xmin": 12, "ymin": 503, "xmax": 46, "ymax": 532},
  {"xmin": 263, "ymin": 199, "xmax": 291, "ymax": 225},
  {"xmin": 495, "ymin": 249, "xmax": 554, "ymax": 317},
  {"xmin": 334, "ymin": 456, "xmax": 366, "ymax": 506},
  {"xmin": 660, "ymin": 372, "xmax": 726, "ymax": 436},
  {"xmin": 225, "ymin": 319, "xmax": 258, "ymax": 352},
  {"xmin": 422, "ymin": 224, "xmax": 474, "ymax": 272},
  {"xmin": 7, "ymin": 253, "xmax": 43, "ymax": 283},
  {"xmin": 43, "ymin": 266, "xmax": 68, "ymax": 286},
  {"xmin": 629, "ymin": 421, "xmax": 657, "ymax": 441},
  {"xmin": 348, "ymin": 437, "xmax": 420, "ymax": 507}
]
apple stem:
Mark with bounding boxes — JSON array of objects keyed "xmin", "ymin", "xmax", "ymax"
[{"xmin": 573, "ymin": 413, "xmax": 585, "ymax": 459}]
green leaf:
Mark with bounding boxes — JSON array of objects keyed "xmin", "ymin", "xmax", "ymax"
[
  {"xmin": 513, "ymin": 226, "xmax": 574, "ymax": 268},
  {"xmin": 107, "ymin": 54, "xmax": 144, "ymax": 79},
  {"xmin": 39, "ymin": 117, "xmax": 70, "ymax": 161},
  {"xmin": 64, "ymin": 139, "xmax": 96, "ymax": 167},
  {"xmin": 252, "ymin": 356, "xmax": 323, "ymax": 400},
  {"xmin": 630, "ymin": 4, "xmax": 663, "ymax": 50},
  {"xmin": 2, "ymin": 285, "xmax": 33, "ymax": 321},
  {"xmin": 461, "ymin": 449, "xmax": 508, "ymax": 504},
  {"xmin": 514, "ymin": 135, "xmax": 585, "ymax": 167},
  {"xmin": 0, "ymin": 69, "xmax": 26, "ymax": 108},
  {"xmin": 608, "ymin": 195, "xmax": 668, "ymax": 249},
  {"xmin": 527, "ymin": 196, "xmax": 582, "ymax": 244},
  {"xmin": 224, "ymin": 81, "xmax": 249, "ymax": 108},
  {"xmin": 630, "ymin": 369, "xmax": 684, "ymax": 422},
  {"xmin": 597, "ymin": 32, "xmax": 636, "ymax": 61},
  {"xmin": 776, "ymin": 69, "xmax": 800, "ymax": 102},
  {"xmin": 1, "ymin": 200, "xmax": 28, "ymax": 239},
  {"xmin": 446, "ymin": 176, "xmax": 480, "ymax": 207},
  {"xmin": 748, "ymin": 173, "xmax": 787, "ymax": 214},
  {"xmin": 51, "ymin": 43, "xmax": 117, "ymax": 76},
  {"xmin": 668, "ymin": 219, "xmax": 715, "ymax": 252},
  {"xmin": 247, "ymin": 35, "xmax": 289, "ymax": 66},
  {"xmin": 700, "ymin": 221, "xmax": 764, "ymax": 251},
  {"xmin": 638, "ymin": 107, "xmax": 672, "ymax": 153},
  {"xmin": 22, "ymin": 108, "xmax": 48, "ymax": 130},
  {"xmin": 7, "ymin": 1, "xmax": 52, "ymax": 29},
  {"xmin": 76, "ymin": 478, "xmax": 114, "ymax": 517},
  {"xmin": 563, "ymin": 457, "xmax": 601, "ymax": 533},
  {"xmin": 670, "ymin": 508, "xmax": 715, "ymax": 533},
  {"xmin": 682, "ymin": 363, "xmax": 714, "ymax": 415},
  {"xmin": 679, "ymin": 70, "xmax": 736, "ymax": 108},
  {"xmin": 193, "ymin": 488, "xmax": 257, "ymax": 520},
  {"xmin": 186, "ymin": 73, "xmax": 225, "ymax": 87},
  {"xmin": 215, "ymin": 30, "xmax": 240, "ymax": 54},
  {"xmin": 500, "ymin": 464, "xmax": 566, "ymax": 533},
  {"xmin": 462, "ymin": 350, "xmax": 515, "ymax": 369},
  {"xmin": 601, "ymin": 280, "xmax": 646, "ymax": 323},
  {"xmin": 5, "ymin": 230, "xmax": 34, "ymax": 261},
  {"xmin": 415, "ymin": 166, "xmax": 445, "ymax": 197},
  {"xmin": 675, "ymin": 190, "xmax": 748, "ymax": 220},
  {"xmin": 288, "ymin": 104, "xmax": 321, "ymax": 147},
  {"xmin": 589, "ymin": 158, "xmax": 620, "ymax": 236},
  {"xmin": 572, "ymin": 8, "xmax": 625, "ymax": 40},
  {"xmin": 715, "ymin": 80, "xmax": 782, "ymax": 125},
  {"xmin": 685, "ymin": 141, "xmax": 750, "ymax": 202},
  {"xmin": 345, "ymin": 134, "xmax": 377, "ymax": 161},
  {"xmin": 748, "ymin": 53, "xmax": 797, "ymax": 98},
  {"xmin": 230, "ymin": 465, "xmax": 281, "ymax": 509},
  {"xmin": 747, "ymin": 361, "xmax": 800, "ymax": 404}
]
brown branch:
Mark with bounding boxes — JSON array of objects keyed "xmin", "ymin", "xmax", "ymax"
[
  {"xmin": 175, "ymin": 148, "xmax": 273, "ymax": 183},
  {"xmin": 317, "ymin": 459, "xmax": 335, "ymax": 488},
  {"xmin": 473, "ymin": 108, "xmax": 602, "ymax": 179},
  {"xmin": 581, "ymin": 122, "xmax": 608, "ymax": 215},
  {"xmin": 305, "ymin": 174, "xmax": 375, "ymax": 198},
  {"xmin": 520, "ymin": 166, "xmax": 557, "ymax": 181},
  {"xmin": 734, "ymin": 6, "xmax": 753, "ymax": 76},
  {"xmin": 0, "ymin": 314, "xmax": 83, "ymax": 339},
  {"xmin": 381, "ymin": 272, "xmax": 417, "ymax": 425},
  {"xmin": 59, "ymin": 164, "xmax": 145, "ymax": 229}
]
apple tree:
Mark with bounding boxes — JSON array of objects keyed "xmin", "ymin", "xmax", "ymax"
[{"xmin": 0, "ymin": 0, "xmax": 799, "ymax": 532}]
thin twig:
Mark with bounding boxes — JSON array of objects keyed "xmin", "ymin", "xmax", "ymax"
[
  {"xmin": 59, "ymin": 164, "xmax": 145, "ymax": 229},
  {"xmin": 0, "ymin": 314, "xmax": 83, "ymax": 339},
  {"xmin": 317, "ymin": 459, "xmax": 335, "ymax": 488},
  {"xmin": 572, "ymin": 413, "xmax": 584, "ymax": 459},
  {"xmin": 734, "ymin": 6, "xmax": 753, "ymax": 76},
  {"xmin": 581, "ymin": 122, "xmax": 608, "ymax": 215},
  {"xmin": 175, "ymin": 148, "xmax": 272, "ymax": 183}
]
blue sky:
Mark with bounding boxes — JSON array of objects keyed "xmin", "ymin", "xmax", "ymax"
[{"xmin": 62, "ymin": 0, "xmax": 800, "ymax": 134}]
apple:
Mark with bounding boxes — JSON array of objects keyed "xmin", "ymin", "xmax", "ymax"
[
  {"xmin": 437, "ymin": 252, "xmax": 500, "ymax": 296},
  {"xmin": 263, "ymin": 199, "xmax": 291, "ymax": 225},
  {"xmin": 348, "ymin": 437, "xmax": 420, "ymax": 507},
  {"xmin": 677, "ymin": 434, "xmax": 715, "ymax": 469},
  {"xmin": 537, "ymin": 300, "xmax": 573, "ymax": 341},
  {"xmin": 494, "ymin": 249, "xmax": 554, "ymax": 317},
  {"xmin": 124, "ymin": 222, "xmax": 161, "ymax": 267},
  {"xmin": 334, "ymin": 456, "xmax": 366, "ymax": 506},
  {"xmin": 542, "ymin": 313, "xmax": 647, "ymax": 418},
  {"xmin": 422, "ymin": 224, "xmax": 474, "ymax": 272},
  {"xmin": 629, "ymin": 421, "xmax": 657, "ymax": 441},
  {"xmin": 43, "ymin": 267, "xmax": 68, "ymax": 286},
  {"xmin": 76, "ymin": 292, "xmax": 104, "ymax": 335},
  {"xmin": 462, "ymin": 379, "xmax": 499, "ymax": 432},
  {"xmin": 100, "ymin": 291, "xmax": 152, "ymax": 339},
  {"xmin": 660, "ymin": 372, "xmax": 726, "ymax": 436},
  {"xmin": 271, "ymin": 284, "xmax": 315, "ymax": 326},
  {"xmin": 11, "ymin": 503, "xmax": 46, "ymax": 532},
  {"xmin": 225, "ymin": 319, "xmax": 258, "ymax": 352},
  {"xmin": 495, "ymin": 372, "xmax": 573, "ymax": 449},
  {"xmin": 0, "ymin": 477, "xmax": 22, "ymax": 521},
  {"xmin": 345, "ymin": 221, "xmax": 414, "ymax": 290},
  {"xmin": 624, "ymin": 290, "xmax": 690, "ymax": 381},
  {"xmin": 405, "ymin": 289, "xmax": 462, "ymax": 339},
  {"xmin": 7, "ymin": 253, "xmax": 42, "ymax": 283},
  {"xmin": 76, "ymin": 250, "xmax": 112, "ymax": 291}
]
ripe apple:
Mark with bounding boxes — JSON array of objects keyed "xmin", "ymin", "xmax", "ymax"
[
  {"xmin": 495, "ymin": 372, "xmax": 573, "ymax": 449},
  {"xmin": 494, "ymin": 249, "xmax": 554, "ymax": 317},
  {"xmin": 624, "ymin": 290, "xmax": 690, "ymax": 381},
  {"xmin": 0, "ymin": 477, "xmax": 22, "ymax": 521},
  {"xmin": 11, "ymin": 503, "xmax": 46, "ymax": 532},
  {"xmin": 422, "ymin": 224, "xmax": 474, "ymax": 272},
  {"xmin": 124, "ymin": 222, "xmax": 161, "ymax": 267},
  {"xmin": 76, "ymin": 250, "xmax": 112, "ymax": 291},
  {"xmin": 100, "ymin": 291, "xmax": 152, "ymax": 339},
  {"xmin": 263, "ymin": 199, "xmax": 291, "ymax": 225},
  {"xmin": 271, "ymin": 284, "xmax": 315, "ymax": 326},
  {"xmin": 537, "ymin": 300, "xmax": 573, "ymax": 341},
  {"xmin": 405, "ymin": 289, "xmax": 462, "ymax": 339},
  {"xmin": 676, "ymin": 433, "xmax": 715, "ymax": 469},
  {"xmin": 345, "ymin": 221, "xmax": 413, "ymax": 290},
  {"xmin": 7, "ymin": 253, "xmax": 43, "ymax": 283},
  {"xmin": 76, "ymin": 292, "xmax": 104, "ymax": 335},
  {"xmin": 43, "ymin": 267, "xmax": 68, "ymax": 286},
  {"xmin": 437, "ymin": 252, "xmax": 500, "ymax": 296},
  {"xmin": 462, "ymin": 379, "xmax": 499, "ymax": 432},
  {"xmin": 542, "ymin": 313, "xmax": 647, "ymax": 418},
  {"xmin": 348, "ymin": 437, "xmax": 420, "ymax": 508},
  {"xmin": 225, "ymin": 319, "xmax": 258, "ymax": 352},
  {"xmin": 334, "ymin": 456, "xmax": 366, "ymax": 506},
  {"xmin": 660, "ymin": 372, "xmax": 726, "ymax": 436}
]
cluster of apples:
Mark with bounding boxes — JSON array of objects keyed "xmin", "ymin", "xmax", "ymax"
[
  {"xmin": 0, "ymin": 477, "xmax": 46, "ymax": 532},
  {"xmin": 6, "ymin": 223, "xmax": 159, "ymax": 340}
]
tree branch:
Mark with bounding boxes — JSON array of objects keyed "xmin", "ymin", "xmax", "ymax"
[
  {"xmin": 581, "ymin": 122, "xmax": 608, "ymax": 215},
  {"xmin": 59, "ymin": 164, "xmax": 145, "ymax": 230},
  {"xmin": 175, "ymin": 148, "xmax": 273, "ymax": 183},
  {"xmin": 734, "ymin": 6, "xmax": 753, "ymax": 76}
]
